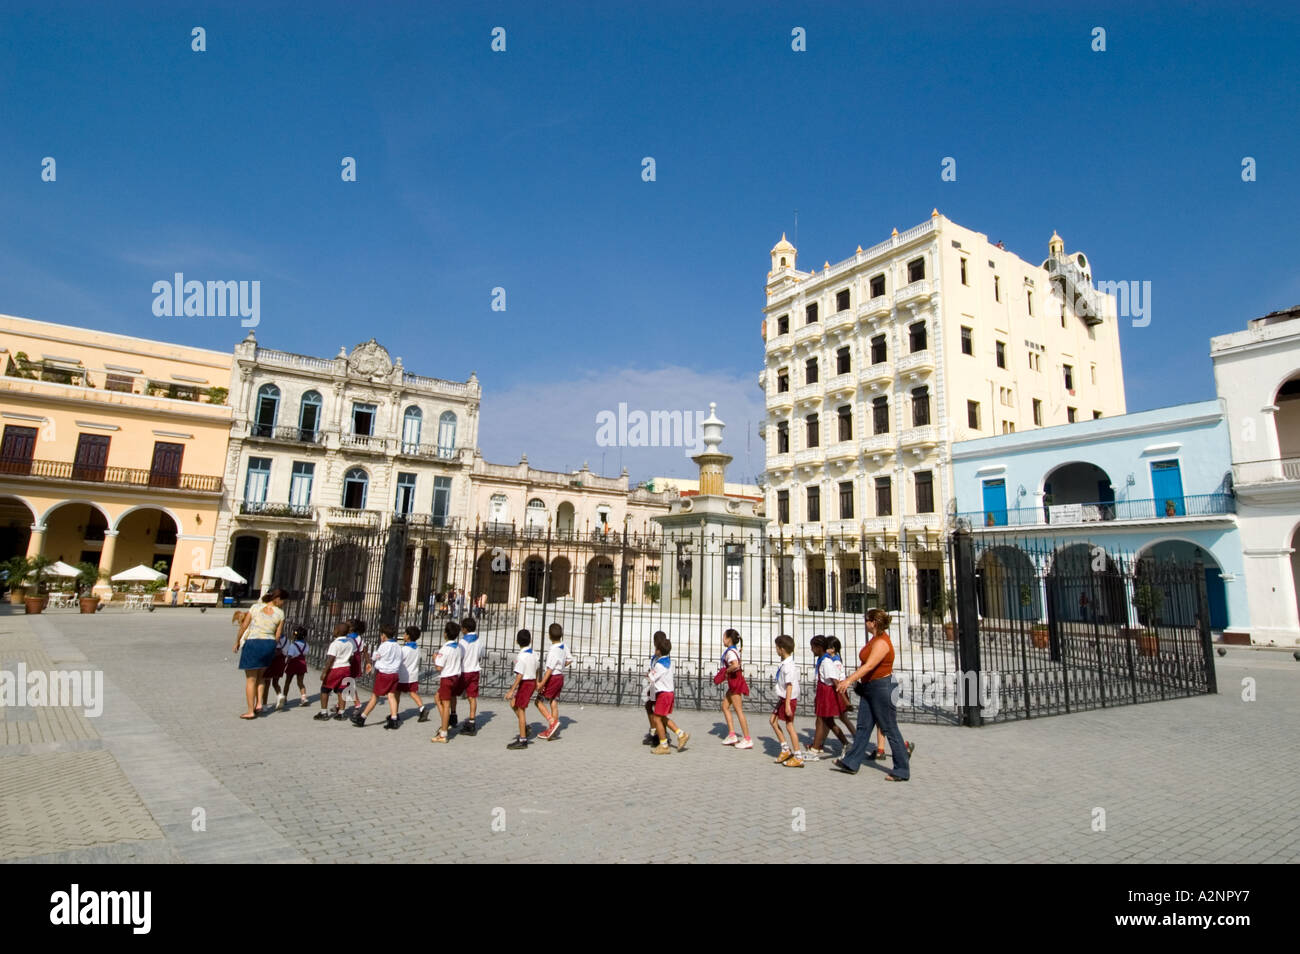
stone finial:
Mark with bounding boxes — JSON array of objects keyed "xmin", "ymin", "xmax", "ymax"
[
  {"xmin": 932, "ymin": 208, "xmax": 939, "ymax": 217},
  {"xmin": 891, "ymin": 227, "xmax": 899, "ymax": 236}
]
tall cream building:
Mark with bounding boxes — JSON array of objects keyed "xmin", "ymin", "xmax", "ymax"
[{"xmin": 759, "ymin": 211, "xmax": 1127, "ymax": 612}]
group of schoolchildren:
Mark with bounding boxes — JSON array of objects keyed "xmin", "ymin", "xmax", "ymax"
[{"xmin": 254, "ymin": 616, "xmax": 900, "ymax": 763}]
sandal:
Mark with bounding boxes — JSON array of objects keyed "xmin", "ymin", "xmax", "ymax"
[
  {"xmin": 885, "ymin": 774, "xmax": 908, "ymax": 782},
  {"xmin": 239, "ymin": 713, "xmax": 257, "ymax": 720}
]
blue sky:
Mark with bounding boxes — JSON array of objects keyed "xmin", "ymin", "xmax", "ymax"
[{"xmin": 3, "ymin": 1, "xmax": 1298, "ymax": 485}]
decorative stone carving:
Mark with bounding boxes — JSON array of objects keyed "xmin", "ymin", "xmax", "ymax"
[{"xmin": 347, "ymin": 339, "xmax": 393, "ymax": 379}]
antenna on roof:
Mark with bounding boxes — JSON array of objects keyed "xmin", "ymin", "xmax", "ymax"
[{"xmin": 793, "ymin": 210, "xmax": 798, "ymax": 250}]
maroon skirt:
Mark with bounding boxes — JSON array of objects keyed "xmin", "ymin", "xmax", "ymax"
[
  {"xmin": 726, "ymin": 671, "xmax": 750, "ymax": 696},
  {"xmin": 264, "ymin": 653, "xmax": 287, "ymax": 679},
  {"xmin": 285, "ymin": 656, "xmax": 308, "ymax": 677}
]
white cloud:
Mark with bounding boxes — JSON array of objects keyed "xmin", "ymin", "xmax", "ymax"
[{"xmin": 479, "ymin": 365, "xmax": 766, "ymax": 486}]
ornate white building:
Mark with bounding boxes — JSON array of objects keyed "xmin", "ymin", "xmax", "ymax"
[
  {"xmin": 212, "ymin": 334, "xmax": 480, "ymax": 591},
  {"xmin": 759, "ymin": 211, "xmax": 1128, "ymax": 614}
]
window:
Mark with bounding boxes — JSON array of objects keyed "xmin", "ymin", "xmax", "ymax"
[
  {"xmin": 401, "ymin": 406, "xmax": 422, "ymax": 453},
  {"xmin": 909, "ymin": 321, "xmax": 927, "ymax": 353},
  {"xmin": 776, "ymin": 420, "xmax": 789, "ymax": 453},
  {"xmin": 837, "ymin": 405, "xmax": 853, "ymax": 442},
  {"xmin": 289, "ymin": 461, "xmax": 314, "ymax": 509},
  {"xmin": 917, "ymin": 567, "xmax": 942, "ymax": 613},
  {"xmin": 437, "ymin": 411, "xmax": 457, "ymax": 458},
  {"xmin": 1028, "ymin": 351, "xmax": 1041, "ymax": 372},
  {"xmin": 149, "ymin": 441, "xmax": 184, "ymax": 488},
  {"xmin": 907, "ymin": 257, "xmax": 925, "ymax": 283},
  {"xmin": 1002, "ymin": 420, "xmax": 1015, "ymax": 434},
  {"xmin": 967, "ymin": 400, "xmax": 981, "ymax": 429},
  {"xmin": 1093, "ymin": 410, "xmax": 1103, "ymax": 420},
  {"xmin": 959, "ymin": 258, "xmax": 968, "ymax": 285},
  {"xmin": 489, "ymin": 493, "xmax": 509, "ymax": 525},
  {"xmin": 777, "ymin": 368, "xmax": 789, "ymax": 392},
  {"xmin": 526, "ymin": 498, "xmax": 547, "ymax": 528},
  {"xmin": 395, "ymin": 472, "xmax": 417, "ymax": 516},
  {"xmin": 806, "ymin": 413, "xmax": 820, "ymax": 448},
  {"xmin": 0, "ymin": 425, "xmax": 38, "ymax": 474},
  {"xmin": 1028, "ymin": 290, "xmax": 1037, "ymax": 317},
  {"xmin": 806, "ymin": 486, "xmax": 821, "ymax": 522},
  {"xmin": 777, "ymin": 314, "xmax": 789, "ymax": 335},
  {"xmin": 1067, "ymin": 407, "xmax": 1077, "ymax": 423},
  {"xmin": 836, "ymin": 346, "xmax": 851, "ymax": 376},
  {"xmin": 872, "ymin": 396, "xmax": 889, "ymax": 434},
  {"xmin": 299, "ymin": 390, "xmax": 322, "ymax": 438},
  {"xmin": 961, "ymin": 326, "xmax": 973, "ymax": 355},
  {"xmin": 1032, "ymin": 399, "xmax": 1043, "ymax": 426},
  {"xmin": 870, "ymin": 274, "xmax": 885, "ymax": 298},
  {"xmin": 835, "ymin": 289, "xmax": 850, "ymax": 312},
  {"xmin": 995, "ymin": 341, "xmax": 1006, "ymax": 368},
  {"xmin": 342, "ymin": 467, "xmax": 369, "ymax": 510},
  {"xmin": 245, "ymin": 457, "xmax": 271, "ymax": 504},
  {"xmin": 1090, "ymin": 363, "xmax": 1097, "ymax": 385},
  {"xmin": 777, "ymin": 489, "xmax": 790, "ymax": 524},
  {"xmin": 875, "ymin": 477, "xmax": 892, "ymax": 516},
  {"xmin": 839, "ymin": 481, "xmax": 854, "ymax": 519},
  {"xmin": 72, "ymin": 433, "xmax": 110, "ymax": 482},
  {"xmin": 254, "ymin": 383, "xmax": 280, "ymax": 437},
  {"xmin": 1063, "ymin": 364, "xmax": 1074, "ymax": 390},
  {"xmin": 105, "ymin": 373, "xmax": 134, "ymax": 393},
  {"xmin": 432, "ymin": 476, "xmax": 452, "ymax": 527},
  {"xmin": 870, "ymin": 334, "xmax": 887, "ymax": 364},
  {"xmin": 805, "ymin": 357, "xmax": 818, "ymax": 384},
  {"xmin": 911, "ymin": 386, "xmax": 930, "ymax": 427},
  {"xmin": 999, "ymin": 387, "xmax": 1013, "ymax": 406},
  {"xmin": 994, "ymin": 275, "xmax": 1001, "ymax": 302},
  {"xmin": 1061, "ymin": 304, "xmax": 1067, "ymax": 328},
  {"xmin": 352, "ymin": 402, "xmax": 377, "ymax": 437},
  {"xmin": 915, "ymin": 471, "xmax": 934, "ymax": 514},
  {"xmin": 806, "ymin": 302, "xmax": 818, "ymax": 324}
]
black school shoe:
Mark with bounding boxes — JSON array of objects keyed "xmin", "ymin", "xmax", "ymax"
[
  {"xmin": 506, "ymin": 736, "xmax": 529, "ymax": 750},
  {"xmin": 449, "ymin": 713, "xmax": 459, "ymax": 727},
  {"xmin": 313, "ymin": 711, "xmax": 331, "ymax": 721},
  {"xmin": 461, "ymin": 720, "xmax": 476, "ymax": 735},
  {"xmin": 417, "ymin": 707, "xmax": 430, "ymax": 723},
  {"xmin": 384, "ymin": 717, "xmax": 400, "ymax": 730},
  {"xmin": 642, "ymin": 732, "xmax": 657, "ymax": 745},
  {"xmin": 830, "ymin": 759, "xmax": 858, "ymax": 775}
]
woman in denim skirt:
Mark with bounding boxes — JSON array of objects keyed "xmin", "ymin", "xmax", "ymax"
[{"xmin": 235, "ymin": 588, "xmax": 287, "ymax": 719}]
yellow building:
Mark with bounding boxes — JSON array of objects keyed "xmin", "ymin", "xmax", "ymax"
[{"xmin": 0, "ymin": 313, "xmax": 232, "ymax": 596}]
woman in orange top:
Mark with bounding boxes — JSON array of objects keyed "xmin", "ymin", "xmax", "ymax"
[{"xmin": 832, "ymin": 608, "xmax": 913, "ymax": 780}]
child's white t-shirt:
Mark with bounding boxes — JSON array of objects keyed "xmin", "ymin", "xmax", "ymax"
[
  {"xmin": 649, "ymin": 656, "xmax": 674, "ymax": 694},
  {"xmin": 774, "ymin": 657, "xmax": 799, "ymax": 699},
  {"xmin": 434, "ymin": 641, "xmax": 463, "ymax": 678},
  {"xmin": 822, "ymin": 655, "xmax": 846, "ymax": 684},
  {"xmin": 371, "ymin": 640, "xmax": 403, "ymax": 675},
  {"xmin": 514, "ymin": 647, "xmax": 540, "ymax": 680},
  {"xmin": 327, "ymin": 637, "xmax": 354, "ymax": 667},
  {"xmin": 643, "ymin": 653, "xmax": 658, "ymax": 701},
  {"xmin": 398, "ymin": 644, "xmax": 421, "ymax": 683},
  {"xmin": 723, "ymin": 646, "xmax": 741, "ymax": 670},
  {"xmin": 460, "ymin": 633, "xmax": 483, "ymax": 673},
  {"xmin": 544, "ymin": 642, "xmax": 572, "ymax": 676}
]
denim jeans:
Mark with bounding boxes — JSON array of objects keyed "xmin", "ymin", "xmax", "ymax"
[{"xmin": 839, "ymin": 677, "xmax": 909, "ymax": 779}]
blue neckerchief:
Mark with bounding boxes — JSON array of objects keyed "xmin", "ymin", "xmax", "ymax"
[
  {"xmin": 462, "ymin": 633, "xmax": 478, "ymax": 643},
  {"xmin": 446, "ymin": 639, "xmax": 458, "ymax": 648},
  {"xmin": 522, "ymin": 647, "xmax": 533, "ymax": 654},
  {"xmin": 815, "ymin": 654, "xmax": 825, "ymax": 676},
  {"xmin": 721, "ymin": 646, "xmax": 738, "ymax": 666},
  {"xmin": 658, "ymin": 654, "xmax": 671, "ymax": 668},
  {"xmin": 404, "ymin": 641, "xmax": 418, "ymax": 649}
]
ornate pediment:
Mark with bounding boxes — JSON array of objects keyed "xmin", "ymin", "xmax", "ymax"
[{"xmin": 347, "ymin": 339, "xmax": 393, "ymax": 379}]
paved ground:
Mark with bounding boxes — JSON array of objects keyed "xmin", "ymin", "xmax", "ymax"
[{"xmin": 2, "ymin": 606, "xmax": 1298, "ymax": 863}]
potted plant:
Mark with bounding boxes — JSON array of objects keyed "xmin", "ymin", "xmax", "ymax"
[
  {"xmin": 1132, "ymin": 580, "xmax": 1164, "ymax": 657},
  {"xmin": 145, "ymin": 561, "xmax": 171, "ymax": 604},
  {"xmin": 597, "ymin": 577, "xmax": 617, "ymax": 602},
  {"xmin": 23, "ymin": 554, "xmax": 52, "ymax": 613},
  {"xmin": 642, "ymin": 581, "xmax": 661, "ymax": 603},
  {"xmin": 206, "ymin": 385, "xmax": 229, "ymax": 405},
  {"xmin": 923, "ymin": 588, "xmax": 955, "ymax": 639},
  {"xmin": 2, "ymin": 556, "xmax": 30, "ymax": 605},
  {"xmin": 75, "ymin": 561, "xmax": 102, "ymax": 613},
  {"xmin": 1164, "ymin": 499, "xmax": 1177, "ymax": 517}
]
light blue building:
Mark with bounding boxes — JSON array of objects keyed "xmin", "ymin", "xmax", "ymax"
[{"xmin": 951, "ymin": 400, "xmax": 1245, "ymax": 634}]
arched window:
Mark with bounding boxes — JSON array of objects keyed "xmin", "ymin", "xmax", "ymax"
[
  {"xmin": 254, "ymin": 384, "xmax": 280, "ymax": 437},
  {"xmin": 489, "ymin": 493, "xmax": 509, "ymax": 526},
  {"xmin": 298, "ymin": 390, "xmax": 322, "ymax": 440},
  {"xmin": 437, "ymin": 411, "xmax": 457, "ymax": 459},
  {"xmin": 342, "ymin": 467, "xmax": 369, "ymax": 511},
  {"xmin": 526, "ymin": 498, "xmax": 547, "ymax": 529},
  {"xmin": 402, "ymin": 405, "xmax": 423, "ymax": 453}
]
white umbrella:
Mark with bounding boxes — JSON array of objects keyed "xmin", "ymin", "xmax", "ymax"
[
  {"xmin": 42, "ymin": 561, "xmax": 81, "ymax": 578},
  {"xmin": 111, "ymin": 564, "xmax": 166, "ymax": 583},
  {"xmin": 199, "ymin": 566, "xmax": 247, "ymax": 585}
]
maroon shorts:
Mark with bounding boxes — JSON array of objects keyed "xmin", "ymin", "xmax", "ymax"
[
  {"xmin": 726, "ymin": 671, "xmax": 750, "ymax": 696},
  {"xmin": 537, "ymin": 675, "xmax": 564, "ymax": 701},
  {"xmin": 815, "ymin": 681, "xmax": 844, "ymax": 718},
  {"xmin": 322, "ymin": 666, "xmax": 351, "ymax": 691},
  {"xmin": 438, "ymin": 676, "xmax": 459, "ymax": 701},
  {"xmin": 653, "ymin": 691, "xmax": 674, "ymax": 716},
  {"xmin": 511, "ymin": 680, "xmax": 535, "ymax": 708},
  {"xmin": 264, "ymin": 653, "xmax": 287, "ymax": 679},
  {"xmin": 372, "ymin": 671, "xmax": 400, "ymax": 695},
  {"xmin": 462, "ymin": 671, "xmax": 480, "ymax": 698},
  {"xmin": 773, "ymin": 698, "xmax": 798, "ymax": 722},
  {"xmin": 397, "ymin": 682, "xmax": 418, "ymax": 694},
  {"xmin": 285, "ymin": 657, "xmax": 308, "ymax": 677}
]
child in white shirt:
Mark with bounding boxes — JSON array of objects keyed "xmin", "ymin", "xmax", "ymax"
[
  {"xmin": 398, "ymin": 625, "xmax": 430, "ymax": 723},
  {"xmin": 505, "ymin": 629, "xmax": 540, "ymax": 749},
  {"xmin": 429, "ymin": 621, "xmax": 463, "ymax": 743},
  {"xmin": 352, "ymin": 625, "xmax": 403, "ymax": 729},
  {"xmin": 770, "ymin": 634, "xmax": 803, "ymax": 767},
  {"xmin": 535, "ymin": 623, "xmax": 575, "ymax": 740},
  {"xmin": 647, "ymin": 632, "xmax": 689, "ymax": 754}
]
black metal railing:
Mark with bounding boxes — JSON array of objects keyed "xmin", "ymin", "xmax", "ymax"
[
  {"xmin": 964, "ymin": 492, "xmax": 1235, "ymax": 528},
  {"xmin": 0, "ymin": 456, "xmax": 222, "ymax": 492},
  {"xmin": 240, "ymin": 501, "xmax": 315, "ymax": 519}
]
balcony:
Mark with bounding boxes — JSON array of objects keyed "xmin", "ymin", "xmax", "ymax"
[
  {"xmin": 248, "ymin": 424, "xmax": 324, "ymax": 445},
  {"xmin": 766, "ymin": 389, "xmax": 794, "ymax": 412},
  {"xmin": 824, "ymin": 372, "xmax": 856, "ymax": 398},
  {"xmin": 794, "ymin": 448, "xmax": 823, "ymax": 465},
  {"xmin": 825, "ymin": 442, "xmax": 858, "ymax": 463},
  {"xmin": 793, "ymin": 322, "xmax": 823, "ymax": 347},
  {"xmin": 793, "ymin": 382, "xmax": 823, "ymax": 406},
  {"xmin": 0, "ymin": 456, "xmax": 223, "ymax": 493},
  {"xmin": 858, "ymin": 363, "xmax": 893, "ymax": 390},
  {"xmin": 239, "ymin": 501, "xmax": 315, "ymax": 520},
  {"xmin": 859, "ymin": 433, "xmax": 894, "ymax": 455},
  {"xmin": 961, "ymin": 493, "xmax": 1237, "ymax": 529},
  {"xmin": 895, "ymin": 280, "xmax": 934, "ymax": 307},
  {"xmin": 1232, "ymin": 457, "xmax": 1300, "ymax": 486},
  {"xmin": 340, "ymin": 433, "xmax": 389, "ymax": 454},
  {"xmin": 324, "ymin": 507, "xmax": 381, "ymax": 526},
  {"xmin": 859, "ymin": 295, "xmax": 891, "ymax": 320},
  {"xmin": 394, "ymin": 441, "xmax": 458, "ymax": 461},
  {"xmin": 767, "ymin": 452, "xmax": 793, "ymax": 471},
  {"xmin": 899, "ymin": 424, "xmax": 941, "ymax": 450},
  {"xmin": 895, "ymin": 350, "xmax": 935, "ymax": 378},
  {"xmin": 765, "ymin": 331, "xmax": 792, "ymax": 356},
  {"xmin": 392, "ymin": 513, "xmax": 461, "ymax": 531},
  {"xmin": 826, "ymin": 308, "xmax": 857, "ymax": 334}
]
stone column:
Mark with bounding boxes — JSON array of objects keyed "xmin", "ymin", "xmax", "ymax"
[
  {"xmin": 260, "ymin": 533, "xmax": 278, "ymax": 592},
  {"xmin": 93, "ymin": 530, "xmax": 119, "ymax": 598},
  {"xmin": 25, "ymin": 523, "xmax": 46, "ymax": 559}
]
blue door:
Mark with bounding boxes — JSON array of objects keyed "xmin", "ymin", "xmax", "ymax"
[
  {"xmin": 1205, "ymin": 569, "xmax": 1228, "ymax": 630},
  {"xmin": 1150, "ymin": 460, "xmax": 1184, "ymax": 516},
  {"xmin": 982, "ymin": 479, "xmax": 1008, "ymax": 526}
]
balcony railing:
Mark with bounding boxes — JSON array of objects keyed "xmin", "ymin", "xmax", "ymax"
[
  {"xmin": 1232, "ymin": 457, "xmax": 1300, "ymax": 484},
  {"xmin": 961, "ymin": 493, "xmax": 1236, "ymax": 528},
  {"xmin": 0, "ymin": 456, "xmax": 223, "ymax": 492},
  {"xmin": 240, "ymin": 501, "xmax": 315, "ymax": 519},
  {"xmin": 249, "ymin": 424, "xmax": 323, "ymax": 444},
  {"xmin": 340, "ymin": 434, "xmax": 389, "ymax": 453},
  {"xmin": 325, "ymin": 507, "xmax": 381, "ymax": 524}
]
